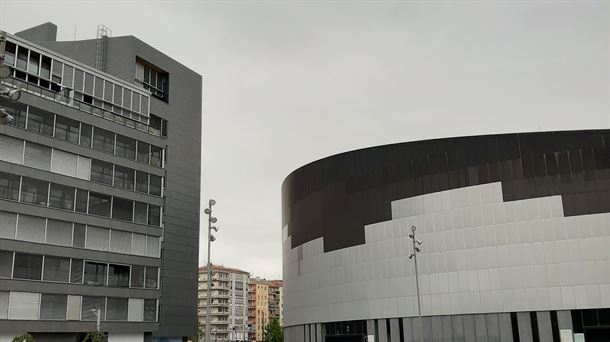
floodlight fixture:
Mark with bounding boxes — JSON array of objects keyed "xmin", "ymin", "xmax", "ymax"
[{"xmin": 0, "ymin": 65, "xmax": 10, "ymax": 79}]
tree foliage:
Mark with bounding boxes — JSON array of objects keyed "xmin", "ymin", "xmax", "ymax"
[
  {"xmin": 264, "ymin": 318, "xmax": 283, "ymax": 342},
  {"xmin": 83, "ymin": 331, "xmax": 105, "ymax": 342},
  {"xmin": 12, "ymin": 333, "xmax": 34, "ymax": 342}
]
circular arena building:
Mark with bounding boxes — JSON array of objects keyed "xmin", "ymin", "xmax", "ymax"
[{"xmin": 282, "ymin": 130, "xmax": 610, "ymax": 342}]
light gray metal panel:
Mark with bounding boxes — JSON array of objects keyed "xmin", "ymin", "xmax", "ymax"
[
  {"xmin": 390, "ymin": 318, "xmax": 400, "ymax": 342},
  {"xmin": 0, "ymin": 211, "xmax": 17, "ymax": 239},
  {"xmin": 536, "ymin": 311, "xmax": 552, "ymax": 342},
  {"xmin": 463, "ymin": 315, "xmax": 475, "ymax": 342},
  {"xmin": 378, "ymin": 319, "xmax": 388, "ymax": 342},
  {"xmin": 517, "ymin": 312, "xmax": 533, "ymax": 342},
  {"xmin": 441, "ymin": 316, "xmax": 453, "ymax": 342},
  {"xmin": 485, "ymin": 313, "xmax": 501, "ymax": 342},
  {"xmin": 452, "ymin": 315, "xmax": 465, "ymax": 342},
  {"xmin": 422, "ymin": 317, "xmax": 433, "ymax": 342},
  {"xmin": 557, "ymin": 310, "xmax": 573, "ymax": 330},
  {"xmin": 50, "ymin": 149, "xmax": 77, "ymax": 177},
  {"xmin": 498, "ymin": 313, "xmax": 513, "ymax": 342},
  {"xmin": 304, "ymin": 323, "xmax": 309, "ymax": 342},
  {"xmin": 474, "ymin": 314, "xmax": 488, "ymax": 341},
  {"xmin": 431, "ymin": 316, "xmax": 443, "ymax": 342},
  {"xmin": 402, "ymin": 318, "xmax": 414, "ymax": 342},
  {"xmin": 0, "ymin": 134, "xmax": 23, "ymax": 164},
  {"xmin": 316, "ymin": 323, "xmax": 322, "ymax": 342},
  {"xmin": 16, "ymin": 214, "xmax": 45, "ymax": 243}
]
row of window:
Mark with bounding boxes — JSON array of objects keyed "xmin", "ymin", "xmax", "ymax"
[
  {"xmin": 0, "ymin": 291, "xmax": 157, "ymax": 322},
  {"xmin": 0, "ymin": 210, "xmax": 160, "ymax": 258},
  {"xmin": 1, "ymin": 101, "xmax": 164, "ymax": 166},
  {"xmin": 0, "ymin": 134, "xmax": 163, "ymax": 196},
  {"xmin": 3, "ymin": 39, "xmax": 151, "ymax": 120},
  {"xmin": 0, "ymin": 172, "xmax": 162, "ymax": 227},
  {"xmin": 0, "ymin": 250, "xmax": 158, "ymax": 289}
]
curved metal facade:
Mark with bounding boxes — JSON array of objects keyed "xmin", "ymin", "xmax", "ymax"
[{"xmin": 282, "ymin": 130, "xmax": 610, "ymax": 342}]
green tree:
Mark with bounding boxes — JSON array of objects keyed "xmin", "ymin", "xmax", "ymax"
[
  {"xmin": 12, "ymin": 333, "xmax": 34, "ymax": 342},
  {"xmin": 264, "ymin": 318, "xmax": 283, "ymax": 342},
  {"xmin": 83, "ymin": 331, "xmax": 105, "ymax": 342}
]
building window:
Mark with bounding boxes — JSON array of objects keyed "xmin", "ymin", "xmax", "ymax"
[
  {"xmin": 13, "ymin": 252, "xmax": 43, "ymax": 280},
  {"xmin": 106, "ymin": 297, "xmax": 128, "ymax": 321},
  {"xmin": 144, "ymin": 299, "xmax": 157, "ymax": 321},
  {"xmin": 92, "ymin": 127, "xmax": 115, "ymax": 154},
  {"xmin": 26, "ymin": 107, "xmax": 54, "ymax": 136},
  {"xmin": 84, "ymin": 261, "xmax": 107, "ymax": 286},
  {"xmin": 116, "ymin": 135, "xmax": 136, "ymax": 160},
  {"xmin": 131, "ymin": 265, "xmax": 145, "ymax": 288},
  {"xmin": 112, "ymin": 197, "xmax": 133, "ymax": 221},
  {"xmin": 0, "ymin": 172, "xmax": 20, "ymax": 201},
  {"xmin": 20, "ymin": 177, "xmax": 48, "ymax": 206},
  {"xmin": 136, "ymin": 58, "xmax": 169, "ymax": 102},
  {"xmin": 134, "ymin": 202, "xmax": 148, "ymax": 224},
  {"xmin": 45, "ymin": 219, "xmax": 73, "ymax": 246},
  {"xmin": 40, "ymin": 294, "xmax": 67, "ymax": 320},
  {"xmin": 0, "ymin": 251, "xmax": 13, "ymax": 278},
  {"xmin": 80, "ymin": 123, "xmax": 93, "ymax": 148},
  {"xmin": 4, "ymin": 41, "xmax": 16, "ymax": 66},
  {"xmin": 70, "ymin": 259, "xmax": 83, "ymax": 284},
  {"xmin": 148, "ymin": 205, "xmax": 161, "ymax": 226},
  {"xmin": 90, "ymin": 159, "xmax": 114, "ymax": 185},
  {"xmin": 88, "ymin": 192, "xmax": 111, "ymax": 217},
  {"xmin": 81, "ymin": 296, "xmax": 106, "ymax": 321},
  {"xmin": 135, "ymin": 171, "xmax": 149, "ymax": 193},
  {"xmin": 0, "ymin": 101, "xmax": 26, "ymax": 129},
  {"xmin": 151, "ymin": 145, "xmax": 163, "ymax": 167},
  {"xmin": 48, "ymin": 183, "xmax": 75, "ymax": 210},
  {"xmin": 73, "ymin": 224, "xmax": 86, "ymax": 248},
  {"xmin": 54, "ymin": 115, "xmax": 80, "ymax": 143},
  {"xmin": 145, "ymin": 267, "xmax": 158, "ymax": 289},
  {"xmin": 75, "ymin": 189, "xmax": 88, "ymax": 213},
  {"xmin": 108, "ymin": 264, "xmax": 130, "ymax": 288},
  {"xmin": 137, "ymin": 141, "xmax": 150, "ymax": 164},
  {"xmin": 114, "ymin": 165, "xmax": 134, "ymax": 190},
  {"xmin": 42, "ymin": 256, "xmax": 70, "ymax": 282},
  {"xmin": 149, "ymin": 175, "xmax": 162, "ymax": 196}
]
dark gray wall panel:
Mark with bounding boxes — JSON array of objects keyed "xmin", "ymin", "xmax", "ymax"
[
  {"xmin": 498, "ymin": 313, "xmax": 514, "ymax": 342},
  {"xmin": 517, "ymin": 312, "xmax": 533, "ymax": 342}
]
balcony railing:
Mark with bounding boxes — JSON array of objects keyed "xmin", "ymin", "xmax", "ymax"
[{"xmin": 0, "ymin": 77, "xmax": 162, "ymax": 137}]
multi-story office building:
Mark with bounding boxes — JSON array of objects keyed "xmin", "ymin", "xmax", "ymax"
[
  {"xmin": 283, "ymin": 131, "xmax": 610, "ymax": 342},
  {"xmin": 252, "ymin": 280, "xmax": 270, "ymax": 342},
  {"xmin": 199, "ymin": 265, "xmax": 250, "ymax": 342},
  {"xmin": 0, "ymin": 22, "xmax": 201, "ymax": 341}
]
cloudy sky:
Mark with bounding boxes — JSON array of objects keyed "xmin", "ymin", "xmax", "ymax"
[{"xmin": 1, "ymin": 0, "xmax": 608, "ymax": 279}]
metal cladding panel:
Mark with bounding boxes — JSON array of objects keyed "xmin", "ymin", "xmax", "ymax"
[{"xmin": 282, "ymin": 130, "xmax": 610, "ymax": 252}]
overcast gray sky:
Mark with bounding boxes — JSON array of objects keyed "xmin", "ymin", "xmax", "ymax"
[{"xmin": 1, "ymin": 0, "xmax": 608, "ymax": 279}]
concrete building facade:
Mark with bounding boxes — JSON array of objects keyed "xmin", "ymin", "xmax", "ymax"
[
  {"xmin": 0, "ymin": 23, "xmax": 201, "ymax": 341},
  {"xmin": 198, "ymin": 265, "xmax": 250, "ymax": 342},
  {"xmin": 282, "ymin": 131, "xmax": 610, "ymax": 342}
]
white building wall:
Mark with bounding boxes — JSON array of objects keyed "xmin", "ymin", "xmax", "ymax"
[{"xmin": 283, "ymin": 182, "xmax": 610, "ymax": 326}]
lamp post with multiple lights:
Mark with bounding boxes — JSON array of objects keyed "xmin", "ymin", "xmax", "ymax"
[
  {"xmin": 408, "ymin": 225, "xmax": 423, "ymax": 342},
  {"xmin": 204, "ymin": 199, "xmax": 219, "ymax": 342}
]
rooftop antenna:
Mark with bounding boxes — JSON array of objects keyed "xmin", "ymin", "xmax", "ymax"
[{"xmin": 95, "ymin": 24, "xmax": 112, "ymax": 72}]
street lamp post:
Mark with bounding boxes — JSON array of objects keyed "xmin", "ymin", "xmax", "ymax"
[
  {"xmin": 408, "ymin": 225, "xmax": 423, "ymax": 342},
  {"xmin": 204, "ymin": 199, "xmax": 219, "ymax": 342},
  {"xmin": 90, "ymin": 309, "xmax": 101, "ymax": 332}
]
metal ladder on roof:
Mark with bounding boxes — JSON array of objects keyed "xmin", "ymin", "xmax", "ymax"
[{"xmin": 95, "ymin": 24, "xmax": 112, "ymax": 72}]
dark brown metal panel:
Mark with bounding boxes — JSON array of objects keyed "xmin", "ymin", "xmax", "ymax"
[{"xmin": 283, "ymin": 130, "xmax": 610, "ymax": 252}]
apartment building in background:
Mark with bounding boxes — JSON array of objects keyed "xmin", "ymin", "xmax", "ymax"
[
  {"xmin": 198, "ymin": 265, "xmax": 250, "ymax": 342},
  {"xmin": 0, "ymin": 22, "xmax": 201, "ymax": 341},
  {"xmin": 199, "ymin": 267, "xmax": 283, "ymax": 342}
]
